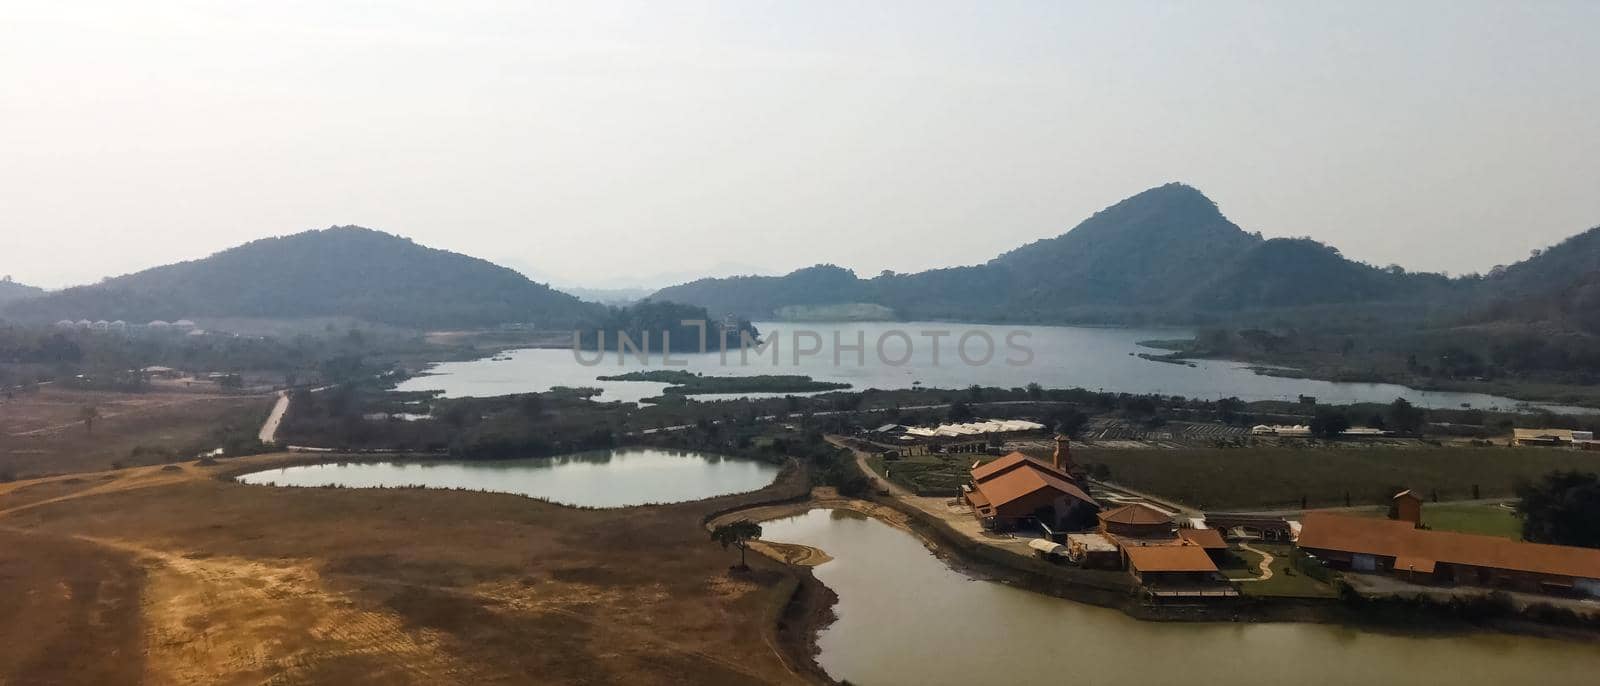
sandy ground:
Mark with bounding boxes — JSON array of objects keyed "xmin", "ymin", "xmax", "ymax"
[{"xmin": 0, "ymin": 455, "xmax": 818, "ymax": 685}]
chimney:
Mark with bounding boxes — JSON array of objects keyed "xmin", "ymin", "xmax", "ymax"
[{"xmin": 1052, "ymin": 434, "xmax": 1072, "ymax": 473}]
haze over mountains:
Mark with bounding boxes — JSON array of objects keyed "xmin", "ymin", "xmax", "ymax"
[
  {"xmin": 2, "ymin": 184, "xmax": 1596, "ymax": 335},
  {"xmin": 0, "ymin": 277, "xmax": 43, "ymax": 305},
  {"xmin": 653, "ymin": 184, "xmax": 1594, "ymax": 331}
]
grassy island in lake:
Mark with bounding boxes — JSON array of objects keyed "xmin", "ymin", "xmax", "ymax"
[{"xmin": 596, "ymin": 370, "xmax": 851, "ymax": 395}]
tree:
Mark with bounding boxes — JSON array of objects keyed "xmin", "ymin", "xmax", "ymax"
[
  {"xmin": 1516, "ymin": 471, "xmax": 1600, "ymax": 548},
  {"xmin": 1122, "ymin": 396, "xmax": 1158, "ymax": 417},
  {"xmin": 518, "ymin": 393, "xmax": 544, "ymax": 419},
  {"xmin": 79, "ymin": 405, "xmax": 100, "ymax": 435},
  {"xmin": 711, "ymin": 520, "xmax": 763, "ymax": 569},
  {"xmin": 946, "ymin": 401, "xmax": 974, "ymax": 422},
  {"xmin": 1385, "ymin": 398, "xmax": 1425, "ymax": 434},
  {"xmin": 1309, "ymin": 408, "xmax": 1350, "ymax": 439},
  {"xmin": 1025, "ymin": 382, "xmax": 1044, "ymax": 400},
  {"xmin": 1216, "ymin": 397, "xmax": 1245, "ymax": 424},
  {"xmin": 1043, "ymin": 407, "xmax": 1088, "ymax": 437}
]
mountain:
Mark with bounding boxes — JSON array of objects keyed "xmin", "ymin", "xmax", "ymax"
[
  {"xmin": 559, "ymin": 285, "xmax": 655, "ymax": 306},
  {"xmin": 652, "ymin": 183, "xmax": 1438, "ymax": 324},
  {"xmin": 1473, "ymin": 226, "xmax": 1600, "ymax": 333},
  {"xmin": 652, "ymin": 265, "xmax": 873, "ymax": 321},
  {"xmin": 0, "ymin": 277, "xmax": 43, "ymax": 306},
  {"xmin": 2, "ymin": 227, "xmax": 603, "ymax": 329},
  {"xmin": 986, "ymin": 183, "xmax": 1262, "ymax": 306},
  {"xmin": 1484, "ymin": 226, "xmax": 1600, "ymax": 299}
]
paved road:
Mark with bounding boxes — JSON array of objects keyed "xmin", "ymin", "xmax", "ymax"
[{"xmin": 1229, "ymin": 497, "xmax": 1515, "ymax": 518}]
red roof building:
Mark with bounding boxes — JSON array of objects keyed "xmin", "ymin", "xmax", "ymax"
[
  {"xmin": 1298, "ymin": 513, "xmax": 1600, "ymax": 596},
  {"xmin": 964, "ymin": 452, "xmax": 1097, "ymax": 532}
]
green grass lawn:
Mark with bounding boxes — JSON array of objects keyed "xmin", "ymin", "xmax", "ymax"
[
  {"xmin": 1235, "ymin": 543, "xmax": 1339, "ymax": 599},
  {"xmin": 1423, "ymin": 503, "xmax": 1524, "ymax": 540},
  {"xmin": 1219, "ymin": 547, "xmax": 1264, "ymax": 581},
  {"xmin": 1083, "ymin": 445, "xmax": 1600, "ymax": 510},
  {"xmin": 1351, "ymin": 502, "xmax": 1524, "ymax": 540}
]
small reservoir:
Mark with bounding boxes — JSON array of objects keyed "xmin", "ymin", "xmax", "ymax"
[{"xmin": 236, "ymin": 448, "xmax": 781, "ymax": 508}]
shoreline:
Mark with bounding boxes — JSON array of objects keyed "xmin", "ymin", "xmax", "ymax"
[
  {"xmin": 716, "ymin": 492, "xmax": 1600, "ymax": 681},
  {"xmin": 1134, "ymin": 344, "xmax": 1600, "ymax": 412},
  {"xmin": 407, "ymin": 324, "xmax": 1600, "ymax": 414}
]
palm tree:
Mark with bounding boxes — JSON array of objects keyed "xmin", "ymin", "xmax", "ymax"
[{"xmin": 710, "ymin": 520, "xmax": 763, "ymax": 569}]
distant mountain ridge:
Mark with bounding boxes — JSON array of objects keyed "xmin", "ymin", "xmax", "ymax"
[
  {"xmin": 1470, "ymin": 226, "xmax": 1600, "ymax": 334},
  {"xmin": 2, "ymin": 226, "xmax": 603, "ymax": 328},
  {"xmin": 652, "ymin": 183, "xmax": 1471, "ymax": 324},
  {"xmin": 0, "ymin": 277, "xmax": 43, "ymax": 306}
]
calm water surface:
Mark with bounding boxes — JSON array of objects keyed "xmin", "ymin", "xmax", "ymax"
[
  {"xmin": 236, "ymin": 448, "xmax": 780, "ymax": 508},
  {"xmin": 396, "ymin": 321, "xmax": 1587, "ymax": 412},
  {"xmin": 763, "ymin": 509, "xmax": 1600, "ymax": 686}
]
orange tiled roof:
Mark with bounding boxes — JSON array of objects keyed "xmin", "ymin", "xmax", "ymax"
[
  {"xmin": 1098, "ymin": 503, "xmax": 1173, "ymax": 526},
  {"xmin": 1298, "ymin": 513, "xmax": 1600, "ymax": 580},
  {"xmin": 1124, "ymin": 544, "xmax": 1219, "ymax": 573},
  {"xmin": 1177, "ymin": 528, "xmax": 1228, "ymax": 550},
  {"xmin": 964, "ymin": 488, "xmax": 991, "ymax": 509},
  {"xmin": 971, "ymin": 464, "xmax": 1096, "ymax": 511},
  {"xmin": 971, "ymin": 452, "xmax": 1072, "ymax": 483},
  {"xmin": 1393, "ymin": 556, "xmax": 1437, "ymax": 573}
]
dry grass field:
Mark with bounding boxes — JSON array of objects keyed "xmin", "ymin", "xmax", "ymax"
[
  {"xmin": 0, "ymin": 386, "xmax": 273, "ymax": 477},
  {"xmin": 0, "ymin": 456, "xmax": 816, "ymax": 685}
]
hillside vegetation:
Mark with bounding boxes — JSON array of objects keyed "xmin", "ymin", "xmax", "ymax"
[
  {"xmin": 0, "ymin": 277, "xmax": 42, "ymax": 305},
  {"xmin": 652, "ymin": 184, "xmax": 1478, "ymax": 324},
  {"xmin": 2, "ymin": 227, "xmax": 603, "ymax": 329}
]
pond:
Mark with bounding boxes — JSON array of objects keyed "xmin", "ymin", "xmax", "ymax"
[
  {"xmin": 395, "ymin": 321, "xmax": 1589, "ymax": 412},
  {"xmin": 235, "ymin": 448, "xmax": 781, "ymax": 508},
  {"xmin": 762, "ymin": 508, "xmax": 1600, "ymax": 686}
]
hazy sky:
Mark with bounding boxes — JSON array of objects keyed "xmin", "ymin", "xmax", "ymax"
[{"xmin": 4, "ymin": 1, "xmax": 1598, "ymax": 290}]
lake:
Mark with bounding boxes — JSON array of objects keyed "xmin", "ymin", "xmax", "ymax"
[
  {"xmin": 396, "ymin": 321, "xmax": 1584, "ymax": 412},
  {"xmin": 763, "ymin": 508, "xmax": 1600, "ymax": 686},
  {"xmin": 235, "ymin": 448, "xmax": 780, "ymax": 508}
]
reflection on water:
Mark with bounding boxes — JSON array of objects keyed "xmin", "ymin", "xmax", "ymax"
[
  {"xmin": 396, "ymin": 321, "xmax": 1588, "ymax": 412},
  {"xmin": 763, "ymin": 509, "xmax": 1600, "ymax": 686},
  {"xmin": 236, "ymin": 448, "xmax": 780, "ymax": 508}
]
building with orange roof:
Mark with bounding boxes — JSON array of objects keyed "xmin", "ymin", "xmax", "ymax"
[
  {"xmin": 962, "ymin": 437, "xmax": 1098, "ymax": 533},
  {"xmin": 1297, "ymin": 512, "xmax": 1600, "ymax": 596},
  {"xmin": 1123, "ymin": 545, "xmax": 1222, "ymax": 585},
  {"xmin": 1098, "ymin": 503, "xmax": 1178, "ymax": 539},
  {"xmin": 1390, "ymin": 489, "xmax": 1423, "ymax": 526}
]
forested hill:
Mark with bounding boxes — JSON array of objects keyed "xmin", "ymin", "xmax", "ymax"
[
  {"xmin": 985, "ymin": 183, "xmax": 1262, "ymax": 306},
  {"xmin": 1468, "ymin": 225, "xmax": 1600, "ymax": 334},
  {"xmin": 651, "ymin": 183, "xmax": 1450, "ymax": 324},
  {"xmin": 0, "ymin": 277, "xmax": 43, "ymax": 305},
  {"xmin": 1, "ymin": 227, "xmax": 604, "ymax": 329}
]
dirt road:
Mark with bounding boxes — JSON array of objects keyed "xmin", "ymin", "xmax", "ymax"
[
  {"xmin": 825, "ymin": 435, "xmax": 913, "ymax": 497},
  {"xmin": 258, "ymin": 390, "xmax": 290, "ymax": 444}
]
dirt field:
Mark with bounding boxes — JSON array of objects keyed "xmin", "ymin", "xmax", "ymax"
[
  {"xmin": 0, "ymin": 456, "xmax": 816, "ymax": 685},
  {"xmin": 0, "ymin": 386, "xmax": 273, "ymax": 477}
]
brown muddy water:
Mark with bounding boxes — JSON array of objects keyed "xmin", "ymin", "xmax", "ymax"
[{"xmin": 762, "ymin": 508, "xmax": 1600, "ymax": 686}]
